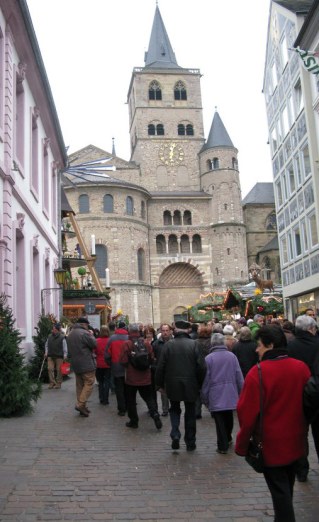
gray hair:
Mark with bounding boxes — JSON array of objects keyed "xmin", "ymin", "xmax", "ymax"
[
  {"xmin": 295, "ymin": 315, "xmax": 317, "ymax": 332},
  {"xmin": 212, "ymin": 323, "xmax": 223, "ymax": 333},
  {"xmin": 238, "ymin": 326, "xmax": 252, "ymax": 341},
  {"xmin": 253, "ymin": 314, "xmax": 263, "ymax": 322},
  {"xmin": 128, "ymin": 323, "xmax": 140, "ymax": 333},
  {"xmin": 210, "ymin": 332, "xmax": 225, "ymax": 346}
]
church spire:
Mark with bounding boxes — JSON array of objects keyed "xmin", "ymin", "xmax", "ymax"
[
  {"xmin": 201, "ymin": 110, "xmax": 234, "ymax": 151},
  {"xmin": 144, "ymin": 5, "xmax": 180, "ymax": 69}
]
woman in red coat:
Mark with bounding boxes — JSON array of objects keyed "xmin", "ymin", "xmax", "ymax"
[
  {"xmin": 94, "ymin": 325, "xmax": 111, "ymax": 405},
  {"xmin": 235, "ymin": 325, "xmax": 310, "ymax": 522}
]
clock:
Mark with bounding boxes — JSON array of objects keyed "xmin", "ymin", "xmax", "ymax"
[{"xmin": 159, "ymin": 142, "xmax": 184, "ymax": 166}]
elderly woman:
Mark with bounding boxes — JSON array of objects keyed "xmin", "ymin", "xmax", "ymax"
[
  {"xmin": 194, "ymin": 323, "xmax": 213, "ymax": 419},
  {"xmin": 201, "ymin": 333, "xmax": 244, "ymax": 454},
  {"xmin": 235, "ymin": 326, "xmax": 310, "ymax": 522},
  {"xmin": 232, "ymin": 326, "xmax": 258, "ymax": 378}
]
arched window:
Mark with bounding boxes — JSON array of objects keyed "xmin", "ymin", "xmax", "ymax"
[
  {"xmin": 213, "ymin": 157, "xmax": 219, "ymax": 169},
  {"xmin": 79, "ymin": 194, "xmax": 89, "ymax": 213},
  {"xmin": 178, "ymin": 124, "xmax": 185, "ymax": 136},
  {"xmin": 156, "ymin": 235, "xmax": 166, "ymax": 254},
  {"xmin": 168, "ymin": 234, "xmax": 178, "ymax": 254},
  {"xmin": 103, "ymin": 194, "xmax": 113, "ymax": 213},
  {"xmin": 266, "ymin": 211, "xmax": 277, "ymax": 230},
  {"xmin": 137, "ymin": 248, "xmax": 145, "ymax": 281},
  {"xmin": 207, "ymin": 159, "xmax": 213, "ymax": 171},
  {"xmin": 126, "ymin": 196, "xmax": 134, "ymax": 215},
  {"xmin": 141, "ymin": 201, "xmax": 146, "ymax": 219},
  {"xmin": 163, "ymin": 210, "xmax": 172, "ymax": 225},
  {"xmin": 183, "ymin": 210, "xmax": 192, "ymax": 225},
  {"xmin": 174, "ymin": 81, "xmax": 187, "ymax": 100},
  {"xmin": 173, "ymin": 210, "xmax": 181, "ymax": 225},
  {"xmin": 227, "ymin": 248, "xmax": 231, "ymax": 255},
  {"xmin": 149, "ymin": 80, "xmax": 162, "ymax": 100},
  {"xmin": 192, "ymin": 234, "xmax": 202, "ymax": 253},
  {"xmin": 181, "ymin": 234, "xmax": 190, "ymax": 253},
  {"xmin": 148, "ymin": 123, "xmax": 164, "ymax": 135},
  {"xmin": 232, "ymin": 157, "xmax": 238, "ymax": 169},
  {"xmin": 186, "ymin": 124, "xmax": 194, "ymax": 136},
  {"xmin": 95, "ymin": 244, "xmax": 108, "ymax": 278}
]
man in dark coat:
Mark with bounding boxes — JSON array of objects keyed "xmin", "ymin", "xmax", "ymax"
[
  {"xmin": 67, "ymin": 317, "xmax": 97, "ymax": 417},
  {"xmin": 288, "ymin": 314, "xmax": 319, "ymax": 481},
  {"xmin": 155, "ymin": 320, "xmax": 206, "ymax": 451}
]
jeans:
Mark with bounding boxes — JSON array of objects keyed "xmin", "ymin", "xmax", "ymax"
[
  {"xmin": 95, "ymin": 367, "xmax": 111, "ymax": 404},
  {"xmin": 114, "ymin": 375, "xmax": 127, "ymax": 413},
  {"xmin": 263, "ymin": 463, "xmax": 297, "ymax": 521},
  {"xmin": 75, "ymin": 371, "xmax": 96, "ymax": 408},
  {"xmin": 126, "ymin": 384, "xmax": 159, "ymax": 424},
  {"xmin": 212, "ymin": 410, "xmax": 234, "ymax": 452},
  {"xmin": 169, "ymin": 401, "xmax": 196, "ymax": 446}
]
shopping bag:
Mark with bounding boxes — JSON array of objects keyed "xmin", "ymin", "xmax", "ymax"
[{"xmin": 60, "ymin": 361, "xmax": 71, "ymax": 376}]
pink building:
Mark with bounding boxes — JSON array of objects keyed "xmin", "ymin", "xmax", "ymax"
[{"xmin": 0, "ymin": 0, "xmax": 67, "ymax": 355}]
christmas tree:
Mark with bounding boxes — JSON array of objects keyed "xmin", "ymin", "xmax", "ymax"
[
  {"xmin": 0, "ymin": 294, "xmax": 41, "ymax": 417},
  {"xmin": 28, "ymin": 314, "xmax": 56, "ymax": 383}
]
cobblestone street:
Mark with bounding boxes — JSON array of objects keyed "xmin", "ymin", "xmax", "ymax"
[{"xmin": 0, "ymin": 376, "xmax": 318, "ymax": 521}]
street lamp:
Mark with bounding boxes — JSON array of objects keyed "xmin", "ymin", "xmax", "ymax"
[{"xmin": 41, "ymin": 268, "xmax": 67, "ymax": 317}]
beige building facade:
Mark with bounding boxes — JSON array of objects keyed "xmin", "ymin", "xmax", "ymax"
[{"xmin": 64, "ymin": 6, "xmax": 249, "ymax": 326}]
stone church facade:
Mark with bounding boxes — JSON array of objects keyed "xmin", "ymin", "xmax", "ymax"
[{"xmin": 64, "ymin": 5, "xmax": 248, "ymax": 326}]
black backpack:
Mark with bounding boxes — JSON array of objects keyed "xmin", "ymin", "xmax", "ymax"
[{"xmin": 129, "ymin": 338, "xmax": 150, "ymax": 371}]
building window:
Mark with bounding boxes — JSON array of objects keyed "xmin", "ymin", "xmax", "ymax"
[
  {"xmin": 271, "ymin": 126, "xmax": 278, "ymax": 153},
  {"xmin": 186, "ymin": 124, "xmax": 194, "ymax": 135},
  {"xmin": 42, "ymin": 140, "xmax": 49, "ymax": 214},
  {"xmin": 178, "ymin": 124, "xmax": 185, "ymax": 135},
  {"xmin": 148, "ymin": 123, "xmax": 164, "ymax": 135},
  {"xmin": 309, "ymin": 213, "xmax": 318, "ymax": 247},
  {"xmin": 141, "ymin": 200, "xmax": 146, "ymax": 219},
  {"xmin": 276, "ymin": 180, "xmax": 283, "ymax": 207},
  {"xmin": 149, "ymin": 80, "xmax": 162, "ymax": 100},
  {"xmin": 232, "ymin": 157, "xmax": 238, "ymax": 169},
  {"xmin": 31, "ymin": 109, "xmax": 39, "ymax": 194},
  {"xmin": 183, "ymin": 210, "xmax": 192, "ymax": 225},
  {"xmin": 137, "ymin": 248, "xmax": 145, "ymax": 281},
  {"xmin": 180, "ymin": 235, "xmax": 190, "ymax": 253},
  {"xmin": 207, "ymin": 159, "xmax": 213, "ymax": 171},
  {"xmin": 103, "ymin": 194, "xmax": 113, "ymax": 213},
  {"xmin": 294, "ymin": 226, "xmax": 302, "ymax": 257},
  {"xmin": 192, "ymin": 234, "xmax": 202, "ymax": 253},
  {"xmin": 156, "ymin": 235, "xmax": 166, "ymax": 254},
  {"xmin": 287, "ymin": 163, "xmax": 295, "ymax": 194},
  {"xmin": 16, "ymin": 72, "xmax": 25, "ymax": 168},
  {"xmin": 301, "ymin": 144, "xmax": 311, "ymax": 178},
  {"xmin": 266, "ymin": 211, "xmax": 277, "ymax": 230},
  {"xmin": 126, "ymin": 196, "xmax": 134, "ymax": 215},
  {"xmin": 301, "ymin": 220, "xmax": 309, "ymax": 252},
  {"xmin": 280, "ymin": 35, "xmax": 288, "ymax": 70},
  {"xmin": 294, "ymin": 154, "xmax": 303, "ymax": 186},
  {"xmin": 95, "ymin": 244, "xmax": 108, "ymax": 277},
  {"xmin": 294, "ymin": 78, "xmax": 303, "ymax": 115},
  {"xmin": 79, "ymin": 194, "xmax": 89, "ymax": 213},
  {"xmin": 281, "ymin": 236, "xmax": 288, "ymax": 264},
  {"xmin": 227, "ymin": 248, "xmax": 231, "ymax": 255},
  {"xmin": 174, "ymin": 81, "xmax": 187, "ymax": 100},
  {"xmin": 224, "ymin": 204, "xmax": 228, "ymax": 211},
  {"xmin": 173, "ymin": 210, "xmax": 181, "ymax": 225},
  {"xmin": 213, "ymin": 157, "xmax": 219, "ymax": 169},
  {"xmin": 168, "ymin": 234, "xmax": 178, "ymax": 254},
  {"xmin": 163, "ymin": 210, "xmax": 172, "ymax": 225}
]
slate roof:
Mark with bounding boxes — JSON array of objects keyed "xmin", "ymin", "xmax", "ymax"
[
  {"xmin": 201, "ymin": 111, "xmax": 234, "ymax": 151},
  {"xmin": 242, "ymin": 183, "xmax": 275, "ymax": 205},
  {"xmin": 259, "ymin": 235, "xmax": 279, "ymax": 253},
  {"xmin": 144, "ymin": 5, "xmax": 181, "ymax": 69},
  {"xmin": 274, "ymin": 1, "xmax": 313, "ymax": 13},
  {"xmin": 150, "ymin": 191, "xmax": 211, "ymax": 198}
]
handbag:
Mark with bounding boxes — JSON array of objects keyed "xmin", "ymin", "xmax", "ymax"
[
  {"xmin": 245, "ymin": 362, "xmax": 265, "ymax": 473},
  {"xmin": 60, "ymin": 361, "xmax": 71, "ymax": 376}
]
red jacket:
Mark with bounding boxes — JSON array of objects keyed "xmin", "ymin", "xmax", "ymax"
[
  {"xmin": 94, "ymin": 337, "xmax": 110, "ymax": 368},
  {"xmin": 120, "ymin": 336, "xmax": 154, "ymax": 386},
  {"xmin": 105, "ymin": 328, "xmax": 129, "ymax": 377},
  {"xmin": 235, "ymin": 355, "xmax": 310, "ymax": 467}
]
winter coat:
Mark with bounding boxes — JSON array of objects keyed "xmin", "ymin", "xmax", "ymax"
[
  {"xmin": 67, "ymin": 324, "xmax": 97, "ymax": 374},
  {"xmin": 194, "ymin": 336, "xmax": 211, "ymax": 360},
  {"xmin": 201, "ymin": 345, "xmax": 244, "ymax": 412},
  {"xmin": 232, "ymin": 339, "xmax": 258, "ymax": 377},
  {"xmin": 248, "ymin": 321, "xmax": 261, "ymax": 339},
  {"xmin": 155, "ymin": 332, "xmax": 206, "ymax": 402},
  {"xmin": 288, "ymin": 330, "xmax": 319, "ymax": 374},
  {"xmin": 235, "ymin": 351, "xmax": 310, "ymax": 467},
  {"xmin": 104, "ymin": 328, "xmax": 128, "ymax": 377},
  {"xmin": 94, "ymin": 337, "xmax": 110, "ymax": 369},
  {"xmin": 119, "ymin": 336, "xmax": 154, "ymax": 386}
]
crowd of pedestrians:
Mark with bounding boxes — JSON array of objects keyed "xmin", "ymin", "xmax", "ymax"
[{"xmin": 49, "ymin": 308, "xmax": 319, "ymax": 522}]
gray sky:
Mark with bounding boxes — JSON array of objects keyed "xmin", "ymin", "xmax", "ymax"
[{"xmin": 27, "ymin": 0, "xmax": 272, "ymax": 198}]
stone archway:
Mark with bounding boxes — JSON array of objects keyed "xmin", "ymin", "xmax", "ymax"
[{"xmin": 158, "ymin": 262, "xmax": 204, "ymax": 324}]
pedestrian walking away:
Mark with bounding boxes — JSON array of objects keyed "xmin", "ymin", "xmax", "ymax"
[
  {"xmin": 155, "ymin": 320, "xmax": 206, "ymax": 451},
  {"xmin": 45, "ymin": 322, "xmax": 68, "ymax": 389}
]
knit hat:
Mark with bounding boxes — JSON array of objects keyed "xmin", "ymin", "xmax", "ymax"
[{"xmin": 223, "ymin": 324, "xmax": 234, "ymax": 335}]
